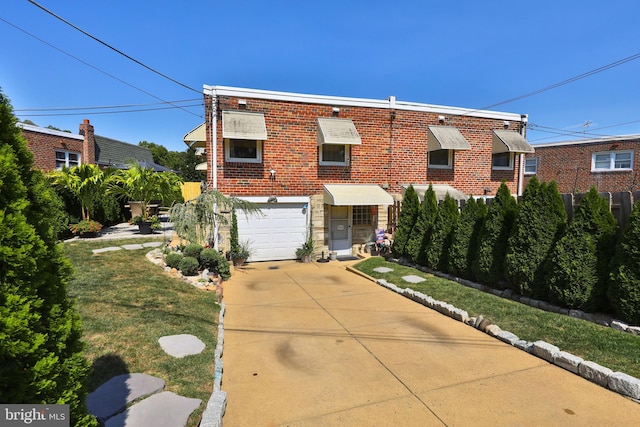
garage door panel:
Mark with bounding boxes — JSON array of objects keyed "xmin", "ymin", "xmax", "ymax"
[{"xmin": 237, "ymin": 203, "xmax": 308, "ymax": 262}]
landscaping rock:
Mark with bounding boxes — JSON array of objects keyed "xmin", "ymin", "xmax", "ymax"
[
  {"xmin": 553, "ymin": 351, "xmax": 583, "ymax": 374},
  {"xmin": 86, "ymin": 373, "xmax": 165, "ymax": 422},
  {"xmin": 104, "ymin": 391, "xmax": 201, "ymax": 427},
  {"xmin": 532, "ymin": 341, "xmax": 560, "ymax": 363},
  {"xmin": 611, "ymin": 320, "xmax": 629, "ymax": 332},
  {"xmin": 485, "ymin": 324, "xmax": 502, "ymax": 337},
  {"xmin": 579, "ymin": 361, "xmax": 613, "ymax": 387},
  {"xmin": 496, "ymin": 331, "xmax": 519, "ymax": 345},
  {"xmin": 158, "ymin": 334, "xmax": 206, "ymax": 358},
  {"xmin": 200, "ymin": 391, "xmax": 227, "ymax": 427},
  {"xmin": 608, "ymin": 372, "xmax": 640, "ymax": 400}
]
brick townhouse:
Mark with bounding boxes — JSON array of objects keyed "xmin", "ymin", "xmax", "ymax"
[
  {"xmin": 18, "ymin": 119, "xmax": 156, "ymax": 171},
  {"xmin": 523, "ymin": 135, "xmax": 640, "ymax": 194},
  {"xmin": 186, "ymin": 86, "xmax": 533, "ymax": 261}
]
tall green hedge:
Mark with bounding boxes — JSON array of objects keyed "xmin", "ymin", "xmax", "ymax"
[
  {"xmin": 473, "ymin": 182, "xmax": 517, "ymax": 288},
  {"xmin": 448, "ymin": 197, "xmax": 487, "ymax": 280},
  {"xmin": 392, "ymin": 185, "xmax": 420, "ymax": 258},
  {"xmin": 0, "ymin": 90, "xmax": 96, "ymax": 426},
  {"xmin": 545, "ymin": 187, "xmax": 618, "ymax": 311},
  {"xmin": 505, "ymin": 178, "xmax": 567, "ymax": 297},
  {"xmin": 424, "ymin": 194, "xmax": 459, "ymax": 272},
  {"xmin": 405, "ymin": 184, "xmax": 437, "ymax": 264},
  {"xmin": 609, "ymin": 199, "xmax": 640, "ymax": 324}
]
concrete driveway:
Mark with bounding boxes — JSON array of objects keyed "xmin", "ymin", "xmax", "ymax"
[{"xmin": 221, "ymin": 260, "xmax": 640, "ymax": 426}]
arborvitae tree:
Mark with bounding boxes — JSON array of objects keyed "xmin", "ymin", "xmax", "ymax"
[
  {"xmin": 609, "ymin": 199, "xmax": 640, "ymax": 324},
  {"xmin": 505, "ymin": 178, "xmax": 567, "ymax": 297},
  {"xmin": 424, "ymin": 194, "xmax": 459, "ymax": 272},
  {"xmin": 448, "ymin": 197, "xmax": 487, "ymax": 280},
  {"xmin": 405, "ymin": 184, "xmax": 437, "ymax": 264},
  {"xmin": 545, "ymin": 187, "xmax": 618, "ymax": 311},
  {"xmin": 391, "ymin": 185, "xmax": 420, "ymax": 258},
  {"xmin": 473, "ymin": 181, "xmax": 517, "ymax": 288},
  {"xmin": 0, "ymin": 90, "xmax": 97, "ymax": 426}
]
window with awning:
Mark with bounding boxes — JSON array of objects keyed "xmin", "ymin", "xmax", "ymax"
[
  {"xmin": 427, "ymin": 126, "xmax": 471, "ymax": 152},
  {"xmin": 317, "ymin": 118, "xmax": 361, "ymax": 166},
  {"xmin": 491, "ymin": 130, "xmax": 534, "ymax": 170},
  {"xmin": 222, "ymin": 111, "xmax": 267, "ymax": 163}
]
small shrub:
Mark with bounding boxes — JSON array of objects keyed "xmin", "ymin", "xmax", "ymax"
[
  {"xmin": 200, "ymin": 249, "xmax": 231, "ymax": 280},
  {"xmin": 178, "ymin": 256, "xmax": 200, "ymax": 276},
  {"xmin": 165, "ymin": 252, "xmax": 183, "ymax": 269},
  {"xmin": 183, "ymin": 243, "xmax": 204, "ymax": 260}
]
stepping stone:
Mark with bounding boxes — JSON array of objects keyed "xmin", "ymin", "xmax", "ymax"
[
  {"xmin": 159, "ymin": 334, "xmax": 206, "ymax": 358},
  {"xmin": 402, "ymin": 275, "xmax": 426, "ymax": 283},
  {"xmin": 86, "ymin": 373, "xmax": 165, "ymax": 422},
  {"xmin": 143, "ymin": 241, "xmax": 163, "ymax": 248},
  {"xmin": 373, "ymin": 267, "xmax": 394, "ymax": 273},
  {"xmin": 93, "ymin": 246, "xmax": 123, "ymax": 254},
  {"xmin": 122, "ymin": 244, "xmax": 145, "ymax": 250},
  {"xmin": 105, "ymin": 391, "xmax": 201, "ymax": 427}
]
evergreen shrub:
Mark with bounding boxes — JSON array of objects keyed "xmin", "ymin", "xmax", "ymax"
[
  {"xmin": 448, "ymin": 197, "xmax": 487, "ymax": 280},
  {"xmin": 406, "ymin": 184, "xmax": 437, "ymax": 265},
  {"xmin": 178, "ymin": 256, "xmax": 200, "ymax": 276},
  {"xmin": 165, "ymin": 252, "xmax": 183, "ymax": 269},
  {"xmin": 392, "ymin": 185, "xmax": 420, "ymax": 259},
  {"xmin": 183, "ymin": 243, "xmax": 204, "ymax": 261},
  {"xmin": 200, "ymin": 248, "xmax": 231, "ymax": 280},
  {"xmin": 425, "ymin": 194, "xmax": 459, "ymax": 272}
]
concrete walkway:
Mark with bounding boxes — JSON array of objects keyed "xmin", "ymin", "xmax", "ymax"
[{"xmin": 222, "ymin": 260, "xmax": 640, "ymax": 426}]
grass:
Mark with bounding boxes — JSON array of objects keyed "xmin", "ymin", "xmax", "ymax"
[
  {"xmin": 354, "ymin": 257, "xmax": 640, "ymax": 379},
  {"xmin": 62, "ymin": 238, "xmax": 220, "ymax": 427}
]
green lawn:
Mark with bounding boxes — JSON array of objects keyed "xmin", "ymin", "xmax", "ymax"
[
  {"xmin": 63, "ymin": 238, "xmax": 220, "ymax": 427},
  {"xmin": 354, "ymin": 257, "xmax": 640, "ymax": 379}
]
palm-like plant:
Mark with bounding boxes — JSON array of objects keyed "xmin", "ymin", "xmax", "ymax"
[
  {"xmin": 109, "ymin": 162, "xmax": 183, "ymax": 220},
  {"xmin": 49, "ymin": 164, "xmax": 112, "ymax": 221}
]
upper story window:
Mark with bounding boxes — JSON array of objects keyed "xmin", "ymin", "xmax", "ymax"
[
  {"xmin": 222, "ymin": 110, "xmax": 267, "ymax": 164},
  {"xmin": 225, "ymin": 139, "xmax": 262, "ymax": 163},
  {"xmin": 592, "ymin": 150, "xmax": 633, "ymax": 171},
  {"xmin": 492, "ymin": 152, "xmax": 514, "ymax": 170},
  {"xmin": 320, "ymin": 144, "xmax": 350, "ymax": 166},
  {"xmin": 524, "ymin": 157, "xmax": 538, "ymax": 175},
  {"xmin": 428, "ymin": 149, "xmax": 452, "ymax": 169},
  {"xmin": 55, "ymin": 150, "xmax": 81, "ymax": 170}
]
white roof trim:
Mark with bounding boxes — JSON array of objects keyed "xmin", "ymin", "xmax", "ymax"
[
  {"xmin": 531, "ymin": 134, "xmax": 640, "ymax": 148},
  {"xmin": 317, "ymin": 118, "xmax": 362, "ymax": 145},
  {"xmin": 17, "ymin": 122, "xmax": 83, "ymax": 140},
  {"xmin": 204, "ymin": 85, "xmax": 524, "ymax": 122}
]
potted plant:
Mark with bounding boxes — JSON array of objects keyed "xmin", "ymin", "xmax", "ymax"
[
  {"xmin": 129, "ymin": 215, "xmax": 161, "ymax": 235},
  {"xmin": 109, "ymin": 162, "xmax": 183, "ymax": 233},
  {"xmin": 68, "ymin": 219, "xmax": 103, "ymax": 238},
  {"xmin": 231, "ymin": 240, "xmax": 252, "ymax": 266},
  {"xmin": 296, "ymin": 233, "xmax": 314, "ymax": 263}
]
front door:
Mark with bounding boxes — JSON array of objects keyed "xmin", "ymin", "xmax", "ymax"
[{"xmin": 330, "ymin": 205, "xmax": 351, "ymax": 255}]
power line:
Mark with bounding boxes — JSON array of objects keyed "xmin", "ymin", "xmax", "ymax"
[
  {"xmin": 14, "ymin": 99, "xmax": 202, "ymax": 112},
  {"xmin": 28, "ymin": 0, "xmax": 201, "ymax": 94},
  {"xmin": 17, "ymin": 103, "xmax": 203, "ymax": 117},
  {"xmin": 0, "ymin": 16, "xmax": 202, "ymax": 118}
]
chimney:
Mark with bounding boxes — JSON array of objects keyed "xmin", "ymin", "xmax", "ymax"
[{"xmin": 79, "ymin": 119, "xmax": 96, "ymax": 164}]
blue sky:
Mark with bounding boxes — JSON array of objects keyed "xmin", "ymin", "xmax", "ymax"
[{"xmin": 1, "ymin": 0, "xmax": 639, "ymax": 152}]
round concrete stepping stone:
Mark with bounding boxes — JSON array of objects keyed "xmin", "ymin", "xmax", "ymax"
[
  {"xmin": 104, "ymin": 392, "xmax": 201, "ymax": 427},
  {"xmin": 402, "ymin": 274, "xmax": 426, "ymax": 283},
  {"xmin": 158, "ymin": 334, "xmax": 206, "ymax": 358},
  {"xmin": 373, "ymin": 267, "xmax": 394, "ymax": 273},
  {"xmin": 86, "ymin": 373, "xmax": 165, "ymax": 422}
]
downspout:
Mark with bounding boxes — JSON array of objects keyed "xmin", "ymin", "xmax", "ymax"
[
  {"xmin": 209, "ymin": 88, "xmax": 220, "ymax": 249},
  {"xmin": 517, "ymin": 114, "xmax": 528, "ymax": 196}
]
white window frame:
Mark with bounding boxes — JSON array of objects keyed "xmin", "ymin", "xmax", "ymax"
[
  {"xmin": 55, "ymin": 150, "xmax": 81, "ymax": 170},
  {"xmin": 492, "ymin": 152, "xmax": 514, "ymax": 170},
  {"xmin": 591, "ymin": 150, "xmax": 633, "ymax": 172},
  {"xmin": 225, "ymin": 138, "xmax": 262, "ymax": 163},
  {"xmin": 428, "ymin": 149, "xmax": 453, "ymax": 169},
  {"xmin": 524, "ymin": 157, "xmax": 538, "ymax": 175},
  {"xmin": 319, "ymin": 144, "xmax": 350, "ymax": 166}
]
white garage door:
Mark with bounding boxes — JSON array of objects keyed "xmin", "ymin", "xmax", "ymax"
[{"xmin": 237, "ymin": 198, "xmax": 309, "ymax": 262}]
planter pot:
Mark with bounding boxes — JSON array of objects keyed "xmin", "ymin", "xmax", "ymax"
[
  {"xmin": 138, "ymin": 221, "xmax": 153, "ymax": 235},
  {"xmin": 301, "ymin": 254, "xmax": 312, "ymax": 263},
  {"xmin": 329, "ymin": 251, "xmax": 337, "ymax": 261},
  {"xmin": 233, "ymin": 258, "xmax": 246, "ymax": 267}
]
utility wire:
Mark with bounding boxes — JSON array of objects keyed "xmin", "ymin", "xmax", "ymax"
[
  {"xmin": 15, "ymin": 99, "xmax": 202, "ymax": 112},
  {"xmin": 0, "ymin": 16, "xmax": 202, "ymax": 118},
  {"xmin": 18, "ymin": 103, "xmax": 203, "ymax": 117},
  {"xmin": 28, "ymin": 0, "xmax": 201, "ymax": 94}
]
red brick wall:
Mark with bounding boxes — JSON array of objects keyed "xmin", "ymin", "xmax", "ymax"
[
  {"xmin": 524, "ymin": 138, "xmax": 640, "ymax": 193},
  {"xmin": 22, "ymin": 129, "xmax": 85, "ymax": 171},
  {"xmin": 206, "ymin": 94, "xmax": 525, "ymax": 197}
]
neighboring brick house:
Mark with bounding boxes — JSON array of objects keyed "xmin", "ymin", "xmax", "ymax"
[
  {"xmin": 195, "ymin": 86, "xmax": 532, "ymax": 261},
  {"xmin": 18, "ymin": 119, "xmax": 155, "ymax": 171},
  {"xmin": 523, "ymin": 135, "xmax": 640, "ymax": 194}
]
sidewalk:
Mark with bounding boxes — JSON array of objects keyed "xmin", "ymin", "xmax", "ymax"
[{"xmin": 221, "ymin": 260, "xmax": 640, "ymax": 426}]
